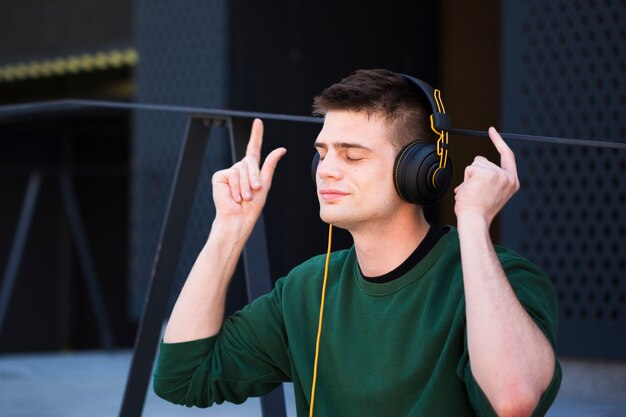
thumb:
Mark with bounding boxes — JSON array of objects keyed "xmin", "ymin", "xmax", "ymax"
[{"xmin": 260, "ymin": 147, "xmax": 287, "ymax": 188}]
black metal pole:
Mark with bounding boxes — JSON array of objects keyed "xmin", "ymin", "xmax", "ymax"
[
  {"xmin": 59, "ymin": 173, "xmax": 115, "ymax": 349},
  {"xmin": 118, "ymin": 116, "xmax": 215, "ymax": 417},
  {"xmin": 0, "ymin": 172, "xmax": 42, "ymax": 336}
]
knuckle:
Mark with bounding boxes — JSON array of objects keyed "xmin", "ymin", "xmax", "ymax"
[
  {"xmin": 484, "ymin": 169, "xmax": 497, "ymax": 180},
  {"xmin": 245, "ymin": 156, "xmax": 260, "ymax": 171},
  {"xmin": 228, "ymin": 169, "xmax": 240, "ymax": 185},
  {"xmin": 212, "ymin": 168, "xmax": 231, "ymax": 182},
  {"xmin": 504, "ymin": 173, "xmax": 518, "ymax": 190}
]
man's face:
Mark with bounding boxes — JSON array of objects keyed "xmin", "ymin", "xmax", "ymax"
[{"xmin": 314, "ymin": 110, "xmax": 404, "ymax": 231}]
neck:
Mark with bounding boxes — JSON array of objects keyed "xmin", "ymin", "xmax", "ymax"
[{"xmin": 351, "ymin": 206, "xmax": 431, "ymax": 277}]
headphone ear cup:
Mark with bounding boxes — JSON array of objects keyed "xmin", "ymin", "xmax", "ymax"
[
  {"xmin": 311, "ymin": 152, "xmax": 320, "ymax": 183},
  {"xmin": 394, "ymin": 142, "xmax": 452, "ymax": 205}
]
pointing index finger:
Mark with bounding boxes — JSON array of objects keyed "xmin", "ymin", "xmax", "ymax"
[
  {"xmin": 246, "ymin": 118, "xmax": 264, "ymax": 164},
  {"xmin": 488, "ymin": 126, "xmax": 517, "ymax": 174}
]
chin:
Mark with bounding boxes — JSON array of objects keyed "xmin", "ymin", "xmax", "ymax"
[
  {"xmin": 319, "ymin": 209, "xmax": 341, "ymax": 227},
  {"xmin": 318, "ymin": 209, "xmax": 354, "ymax": 231}
]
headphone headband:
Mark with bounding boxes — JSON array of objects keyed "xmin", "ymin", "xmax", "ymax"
[
  {"xmin": 395, "ymin": 73, "xmax": 452, "ymax": 204},
  {"xmin": 397, "ymin": 74, "xmax": 452, "ymax": 133}
]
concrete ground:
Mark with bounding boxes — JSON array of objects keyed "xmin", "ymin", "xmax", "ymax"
[{"xmin": 0, "ymin": 350, "xmax": 624, "ymax": 417}]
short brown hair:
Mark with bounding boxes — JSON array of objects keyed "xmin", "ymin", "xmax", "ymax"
[{"xmin": 312, "ymin": 69, "xmax": 437, "ymax": 151}]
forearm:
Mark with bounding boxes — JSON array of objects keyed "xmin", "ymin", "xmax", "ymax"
[
  {"xmin": 458, "ymin": 217, "xmax": 555, "ymax": 416},
  {"xmin": 163, "ymin": 218, "xmax": 251, "ymax": 343}
]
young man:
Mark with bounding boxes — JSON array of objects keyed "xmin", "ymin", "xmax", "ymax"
[{"xmin": 153, "ymin": 69, "xmax": 561, "ymax": 416}]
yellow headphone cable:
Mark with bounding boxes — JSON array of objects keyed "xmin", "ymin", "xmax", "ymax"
[{"xmin": 309, "ymin": 223, "xmax": 333, "ymax": 417}]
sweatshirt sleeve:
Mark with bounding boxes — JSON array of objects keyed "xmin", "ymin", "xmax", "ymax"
[
  {"xmin": 456, "ymin": 254, "xmax": 562, "ymax": 417},
  {"xmin": 153, "ymin": 278, "xmax": 291, "ymax": 408}
]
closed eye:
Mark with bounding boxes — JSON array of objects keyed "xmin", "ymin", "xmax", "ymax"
[{"xmin": 346, "ymin": 155, "xmax": 363, "ymax": 161}]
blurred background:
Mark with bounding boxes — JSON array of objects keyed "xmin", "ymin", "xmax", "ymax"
[{"xmin": 0, "ymin": 0, "xmax": 624, "ymax": 416}]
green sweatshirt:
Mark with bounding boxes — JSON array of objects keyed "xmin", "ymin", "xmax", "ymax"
[{"xmin": 153, "ymin": 227, "xmax": 561, "ymax": 416}]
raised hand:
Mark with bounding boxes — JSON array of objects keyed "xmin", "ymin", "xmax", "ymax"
[
  {"xmin": 453, "ymin": 127, "xmax": 520, "ymax": 228},
  {"xmin": 163, "ymin": 119, "xmax": 285, "ymax": 343},
  {"xmin": 211, "ymin": 118, "xmax": 286, "ymax": 225}
]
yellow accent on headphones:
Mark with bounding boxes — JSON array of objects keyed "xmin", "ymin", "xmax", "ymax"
[{"xmin": 429, "ymin": 89, "xmax": 450, "ymax": 187}]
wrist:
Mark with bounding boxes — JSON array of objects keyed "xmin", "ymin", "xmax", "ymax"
[
  {"xmin": 456, "ymin": 213, "xmax": 491, "ymax": 234},
  {"xmin": 208, "ymin": 216, "xmax": 254, "ymax": 248}
]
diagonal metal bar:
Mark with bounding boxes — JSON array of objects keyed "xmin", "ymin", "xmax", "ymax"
[
  {"xmin": 228, "ymin": 117, "xmax": 288, "ymax": 417},
  {"xmin": 0, "ymin": 172, "xmax": 42, "ymax": 336},
  {"xmin": 59, "ymin": 173, "xmax": 116, "ymax": 349},
  {"xmin": 119, "ymin": 116, "xmax": 216, "ymax": 417}
]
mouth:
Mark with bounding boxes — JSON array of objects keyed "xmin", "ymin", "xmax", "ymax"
[{"xmin": 319, "ymin": 189, "xmax": 349, "ymax": 202}]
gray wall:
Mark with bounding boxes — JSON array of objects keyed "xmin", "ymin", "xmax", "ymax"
[
  {"xmin": 501, "ymin": 0, "xmax": 626, "ymax": 358},
  {"xmin": 130, "ymin": 0, "xmax": 231, "ymax": 318}
]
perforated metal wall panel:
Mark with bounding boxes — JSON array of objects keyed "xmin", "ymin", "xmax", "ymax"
[
  {"xmin": 502, "ymin": 0, "xmax": 626, "ymax": 358},
  {"xmin": 130, "ymin": 0, "xmax": 230, "ymax": 318},
  {"xmin": 130, "ymin": 1, "xmax": 442, "ymax": 322}
]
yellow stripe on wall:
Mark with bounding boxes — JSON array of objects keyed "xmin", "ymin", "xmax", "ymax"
[{"xmin": 0, "ymin": 48, "xmax": 138, "ymax": 83}]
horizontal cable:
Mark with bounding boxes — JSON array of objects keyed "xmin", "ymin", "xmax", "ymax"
[
  {"xmin": 1, "ymin": 99, "xmax": 625, "ymax": 149},
  {"xmin": 450, "ymin": 128, "xmax": 626, "ymax": 150},
  {"xmin": 0, "ymin": 99, "xmax": 323, "ymax": 124}
]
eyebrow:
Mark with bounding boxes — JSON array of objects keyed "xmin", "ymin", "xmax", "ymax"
[{"xmin": 313, "ymin": 141, "xmax": 373, "ymax": 152}]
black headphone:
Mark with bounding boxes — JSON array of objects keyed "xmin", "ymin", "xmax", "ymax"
[{"xmin": 311, "ymin": 73, "xmax": 453, "ymax": 206}]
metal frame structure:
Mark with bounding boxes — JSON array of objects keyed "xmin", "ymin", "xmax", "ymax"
[
  {"xmin": 0, "ymin": 99, "xmax": 322, "ymax": 417},
  {"xmin": 0, "ymin": 168, "xmax": 116, "ymax": 350}
]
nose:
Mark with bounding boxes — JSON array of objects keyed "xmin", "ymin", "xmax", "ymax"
[{"xmin": 316, "ymin": 151, "xmax": 343, "ymax": 182}]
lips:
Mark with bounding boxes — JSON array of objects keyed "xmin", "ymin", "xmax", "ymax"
[{"xmin": 319, "ymin": 189, "xmax": 349, "ymax": 202}]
